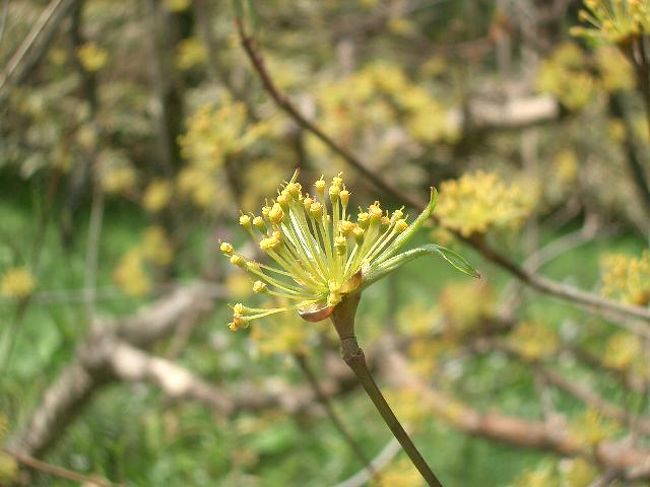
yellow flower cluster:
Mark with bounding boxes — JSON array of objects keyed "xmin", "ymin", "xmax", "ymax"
[
  {"xmin": 220, "ymin": 172, "xmax": 451, "ymax": 331},
  {"xmin": 571, "ymin": 0, "xmax": 650, "ymax": 44},
  {"xmin": 510, "ymin": 463, "xmax": 556, "ymax": 487},
  {"xmin": 507, "ymin": 322, "xmax": 559, "ymax": 361},
  {"xmin": 175, "ymin": 37, "xmax": 207, "ymax": 71},
  {"xmin": 600, "ymin": 250, "xmax": 650, "ymax": 305},
  {"xmin": 537, "ymin": 43, "xmax": 634, "ymax": 110},
  {"xmin": 537, "ymin": 43, "xmax": 596, "ymax": 110},
  {"xmin": 603, "ymin": 332, "xmax": 641, "ymax": 370},
  {"xmin": 562, "ymin": 458, "xmax": 597, "ymax": 487},
  {"xmin": 372, "ymin": 458, "xmax": 423, "ymax": 487},
  {"xmin": 569, "ymin": 409, "xmax": 619, "ymax": 448},
  {"xmin": 77, "ymin": 42, "xmax": 108, "ymax": 72},
  {"xmin": 100, "ymin": 161, "xmax": 137, "ymax": 194},
  {"xmin": 439, "ymin": 281, "xmax": 494, "ymax": 337},
  {"xmin": 436, "ymin": 171, "xmax": 538, "ymax": 237},
  {"xmin": 113, "ymin": 249, "xmax": 151, "ymax": 297},
  {"xmin": 316, "ymin": 62, "xmax": 458, "ymax": 148},
  {"xmin": 164, "ymin": 0, "xmax": 190, "ymax": 12},
  {"xmin": 113, "ymin": 226, "xmax": 173, "ymax": 296},
  {"xmin": 143, "ymin": 179, "xmax": 173, "ymax": 213},
  {"xmin": 178, "ymin": 99, "xmax": 273, "ymax": 210},
  {"xmin": 1, "ymin": 267, "xmax": 36, "ymax": 299}
]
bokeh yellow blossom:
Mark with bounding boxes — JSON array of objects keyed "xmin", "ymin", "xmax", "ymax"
[
  {"xmin": 140, "ymin": 226, "xmax": 174, "ymax": 266},
  {"xmin": 439, "ymin": 281, "xmax": 494, "ymax": 337},
  {"xmin": 537, "ymin": 43, "xmax": 596, "ymax": 110},
  {"xmin": 507, "ymin": 322, "xmax": 559, "ymax": 361},
  {"xmin": 436, "ymin": 171, "xmax": 538, "ymax": 237},
  {"xmin": 113, "ymin": 249, "xmax": 151, "ymax": 297},
  {"xmin": 372, "ymin": 457, "xmax": 423, "ymax": 487},
  {"xmin": 602, "ymin": 332, "xmax": 641, "ymax": 370},
  {"xmin": 600, "ymin": 250, "xmax": 650, "ymax": 306},
  {"xmin": 561, "ymin": 458, "xmax": 597, "ymax": 487},
  {"xmin": 143, "ymin": 179, "xmax": 173, "ymax": 213},
  {"xmin": 176, "ymin": 37, "xmax": 207, "ymax": 71},
  {"xmin": 77, "ymin": 42, "xmax": 108, "ymax": 72},
  {"xmin": 510, "ymin": 463, "xmax": 558, "ymax": 487},
  {"xmin": 1, "ymin": 267, "xmax": 36, "ymax": 299},
  {"xmin": 569, "ymin": 409, "xmax": 619, "ymax": 448}
]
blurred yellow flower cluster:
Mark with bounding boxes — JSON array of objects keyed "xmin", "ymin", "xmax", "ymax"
[
  {"xmin": 507, "ymin": 322, "xmax": 559, "ymax": 361},
  {"xmin": 143, "ymin": 179, "xmax": 173, "ymax": 213},
  {"xmin": 113, "ymin": 226, "xmax": 173, "ymax": 296},
  {"xmin": 569, "ymin": 409, "xmax": 619, "ymax": 448},
  {"xmin": 537, "ymin": 43, "xmax": 634, "ymax": 110},
  {"xmin": 164, "ymin": 0, "xmax": 190, "ymax": 12},
  {"xmin": 99, "ymin": 150, "xmax": 137, "ymax": 194},
  {"xmin": 372, "ymin": 458, "xmax": 423, "ymax": 487},
  {"xmin": 436, "ymin": 171, "xmax": 538, "ymax": 237},
  {"xmin": 537, "ymin": 43, "xmax": 595, "ymax": 110},
  {"xmin": 176, "ymin": 37, "xmax": 207, "ymax": 71},
  {"xmin": 1, "ymin": 267, "xmax": 36, "ymax": 299},
  {"xmin": 178, "ymin": 99, "xmax": 274, "ymax": 210},
  {"xmin": 562, "ymin": 458, "xmax": 597, "ymax": 487},
  {"xmin": 316, "ymin": 62, "xmax": 458, "ymax": 148},
  {"xmin": 77, "ymin": 42, "xmax": 108, "ymax": 72},
  {"xmin": 600, "ymin": 250, "xmax": 650, "ymax": 306},
  {"xmin": 510, "ymin": 463, "xmax": 556, "ymax": 487},
  {"xmin": 572, "ymin": 0, "xmax": 650, "ymax": 44},
  {"xmin": 439, "ymin": 281, "xmax": 494, "ymax": 337},
  {"xmin": 602, "ymin": 332, "xmax": 641, "ymax": 370}
]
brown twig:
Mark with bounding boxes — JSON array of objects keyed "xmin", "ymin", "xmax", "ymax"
[
  {"xmin": 4, "ymin": 448, "xmax": 115, "ymax": 487},
  {"xmin": 233, "ymin": 12, "xmax": 650, "ymax": 325},
  {"xmin": 293, "ymin": 352, "xmax": 379, "ymax": 482}
]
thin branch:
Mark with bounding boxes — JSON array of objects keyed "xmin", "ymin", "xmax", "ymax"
[
  {"xmin": 293, "ymin": 352, "xmax": 379, "ymax": 482},
  {"xmin": 233, "ymin": 14, "xmax": 650, "ymax": 326},
  {"xmin": 5, "ymin": 449, "xmax": 116, "ymax": 487},
  {"xmin": 0, "ymin": 0, "xmax": 78, "ymax": 97}
]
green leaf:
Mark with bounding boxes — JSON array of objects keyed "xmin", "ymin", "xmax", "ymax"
[{"xmin": 362, "ymin": 243, "xmax": 479, "ymax": 288}]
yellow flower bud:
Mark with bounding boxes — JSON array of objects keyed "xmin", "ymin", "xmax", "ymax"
[
  {"xmin": 352, "ymin": 226, "xmax": 365, "ymax": 242},
  {"xmin": 309, "ymin": 201, "xmax": 323, "ymax": 219},
  {"xmin": 303, "ymin": 196, "xmax": 314, "ymax": 212},
  {"xmin": 314, "ymin": 177, "xmax": 326, "ymax": 195},
  {"xmin": 395, "ymin": 219, "xmax": 408, "ymax": 233},
  {"xmin": 253, "ymin": 216, "xmax": 265, "ymax": 231},
  {"xmin": 338, "ymin": 220, "xmax": 355, "ymax": 236},
  {"xmin": 339, "ymin": 189, "xmax": 350, "ymax": 206},
  {"xmin": 368, "ymin": 202, "xmax": 383, "ymax": 222},
  {"xmin": 261, "ymin": 205, "xmax": 271, "ymax": 218},
  {"xmin": 357, "ymin": 212, "xmax": 369, "ymax": 228},
  {"xmin": 269, "ymin": 202, "xmax": 285, "ymax": 224},
  {"xmin": 329, "ymin": 184, "xmax": 340, "ymax": 201},
  {"xmin": 220, "ymin": 242, "xmax": 234, "ymax": 255},
  {"xmin": 277, "ymin": 192, "xmax": 290, "ymax": 208},
  {"xmin": 285, "ymin": 182, "xmax": 302, "ymax": 197},
  {"xmin": 239, "ymin": 214, "xmax": 252, "ymax": 229},
  {"xmin": 253, "ymin": 280, "xmax": 268, "ymax": 293}
]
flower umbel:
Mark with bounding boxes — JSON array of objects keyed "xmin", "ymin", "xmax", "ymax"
[{"xmin": 221, "ymin": 171, "xmax": 477, "ymax": 330}]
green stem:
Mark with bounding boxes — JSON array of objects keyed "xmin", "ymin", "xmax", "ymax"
[{"xmin": 331, "ymin": 294, "xmax": 444, "ymax": 487}]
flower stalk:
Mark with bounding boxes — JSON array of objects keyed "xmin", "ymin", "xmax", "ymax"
[{"xmin": 330, "ymin": 293, "xmax": 444, "ymax": 487}]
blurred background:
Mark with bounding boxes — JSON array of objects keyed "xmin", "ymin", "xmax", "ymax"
[{"xmin": 1, "ymin": 0, "xmax": 650, "ymax": 485}]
